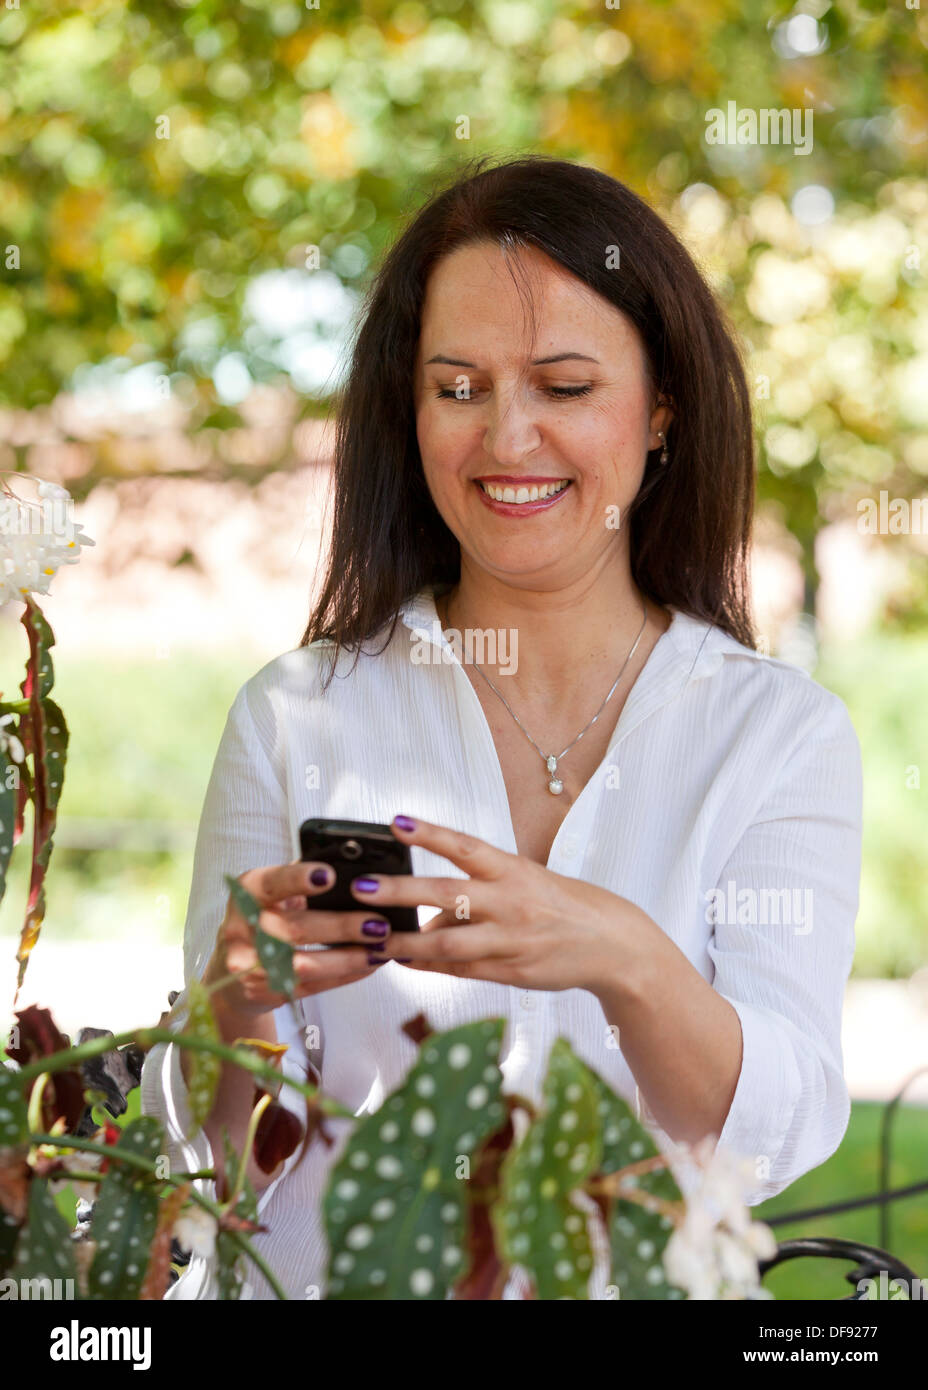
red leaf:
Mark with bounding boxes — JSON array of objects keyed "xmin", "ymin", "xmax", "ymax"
[
  {"xmin": 8, "ymin": 1004, "xmax": 86, "ymax": 1132},
  {"xmin": 138, "ymin": 1184, "xmax": 191, "ymax": 1302},
  {"xmin": 252, "ymin": 1096, "xmax": 304, "ymax": 1175},
  {"xmin": 453, "ymin": 1104, "xmax": 518, "ymax": 1301}
]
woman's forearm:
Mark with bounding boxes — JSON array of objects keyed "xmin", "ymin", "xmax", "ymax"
[{"xmin": 591, "ymin": 905, "xmax": 743, "ymax": 1146}]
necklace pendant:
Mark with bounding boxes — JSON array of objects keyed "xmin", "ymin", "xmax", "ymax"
[
  {"xmin": 548, "ymin": 776, "xmax": 564, "ymax": 795},
  {"xmin": 545, "ymin": 755, "xmax": 557, "ymax": 774}
]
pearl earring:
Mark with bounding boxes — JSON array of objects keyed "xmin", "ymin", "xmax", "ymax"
[{"xmin": 657, "ymin": 430, "xmax": 669, "ymax": 465}]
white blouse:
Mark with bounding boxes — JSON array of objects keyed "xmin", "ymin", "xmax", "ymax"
[{"xmin": 141, "ymin": 585, "xmax": 862, "ymax": 1300}]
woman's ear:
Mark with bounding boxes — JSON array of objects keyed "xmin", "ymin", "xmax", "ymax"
[{"xmin": 649, "ymin": 393, "xmax": 675, "ymax": 448}]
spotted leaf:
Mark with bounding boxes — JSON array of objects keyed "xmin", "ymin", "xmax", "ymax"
[
  {"xmin": 587, "ymin": 1070, "xmax": 685, "ymax": 1300},
  {"xmin": 88, "ymin": 1117, "xmax": 162, "ymax": 1299},
  {"xmin": 9, "ymin": 1177, "xmax": 80, "ymax": 1296},
  {"xmin": 225, "ymin": 873, "xmax": 294, "ymax": 995},
  {"xmin": 0, "ymin": 1065, "xmax": 28, "ymax": 1148},
  {"xmin": 183, "ymin": 979, "xmax": 221, "ymax": 1129},
  {"xmin": 324, "ymin": 1018, "xmax": 506, "ymax": 1300},
  {"xmin": 494, "ymin": 1037, "xmax": 602, "ymax": 1300}
]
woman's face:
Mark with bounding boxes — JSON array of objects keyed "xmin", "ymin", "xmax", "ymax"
[{"xmin": 413, "ymin": 240, "xmax": 671, "ymax": 593}]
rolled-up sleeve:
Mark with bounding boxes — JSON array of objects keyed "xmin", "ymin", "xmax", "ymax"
[
  {"xmin": 705, "ymin": 689, "xmax": 863, "ymax": 1203},
  {"xmin": 140, "ymin": 672, "xmax": 321, "ymax": 1232}
]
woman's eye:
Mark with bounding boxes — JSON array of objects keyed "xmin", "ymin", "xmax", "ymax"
[
  {"xmin": 547, "ymin": 384, "xmax": 593, "ymax": 398},
  {"xmin": 433, "ymin": 384, "xmax": 593, "ymax": 400}
]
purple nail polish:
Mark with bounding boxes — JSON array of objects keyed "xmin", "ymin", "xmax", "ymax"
[
  {"xmin": 353, "ymin": 877, "xmax": 379, "ymax": 893},
  {"xmin": 394, "ymin": 815, "xmax": 416, "ymax": 831},
  {"xmin": 309, "ymin": 867, "xmax": 331, "ymax": 887},
  {"xmin": 361, "ymin": 919, "xmax": 389, "ymax": 938},
  {"xmin": 366, "ymin": 953, "xmax": 388, "ymax": 966}
]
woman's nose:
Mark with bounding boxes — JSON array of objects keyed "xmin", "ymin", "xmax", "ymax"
[{"xmin": 482, "ymin": 388, "xmax": 544, "ymax": 462}]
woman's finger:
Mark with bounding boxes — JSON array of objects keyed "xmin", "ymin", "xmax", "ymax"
[
  {"xmin": 388, "ymin": 815, "xmax": 511, "ymax": 881},
  {"xmin": 373, "ymin": 923, "xmax": 504, "ymax": 964},
  {"xmin": 254, "ymin": 904, "xmax": 391, "ymax": 947},
  {"xmin": 236, "ymin": 860, "xmax": 337, "ymax": 909},
  {"xmin": 349, "ymin": 873, "xmax": 486, "ymax": 918}
]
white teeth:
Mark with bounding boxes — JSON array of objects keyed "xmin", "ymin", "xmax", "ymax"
[{"xmin": 479, "ymin": 480, "xmax": 569, "ymax": 503}]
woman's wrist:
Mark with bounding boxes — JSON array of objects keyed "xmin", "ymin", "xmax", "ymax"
[{"xmin": 586, "ymin": 899, "xmax": 666, "ymax": 1009}]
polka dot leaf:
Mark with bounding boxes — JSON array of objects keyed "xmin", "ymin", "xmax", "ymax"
[
  {"xmin": 182, "ymin": 979, "xmax": 222, "ymax": 1129},
  {"xmin": 0, "ymin": 1065, "xmax": 29, "ymax": 1148},
  {"xmin": 323, "ymin": 1018, "xmax": 506, "ymax": 1300},
  {"xmin": 225, "ymin": 874, "xmax": 295, "ymax": 996},
  {"xmin": 88, "ymin": 1117, "xmax": 162, "ymax": 1300},
  {"xmin": 586, "ymin": 1067, "xmax": 686, "ymax": 1300},
  {"xmin": 9, "ymin": 1177, "xmax": 80, "ymax": 1295},
  {"xmin": 0, "ymin": 743, "xmax": 16, "ymax": 903},
  {"xmin": 494, "ymin": 1037, "xmax": 602, "ymax": 1300}
]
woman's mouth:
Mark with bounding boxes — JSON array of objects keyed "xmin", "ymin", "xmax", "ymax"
[{"xmin": 474, "ymin": 477, "xmax": 572, "ymax": 514}]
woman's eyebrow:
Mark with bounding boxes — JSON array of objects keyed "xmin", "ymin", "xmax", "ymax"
[{"xmin": 423, "ymin": 351, "xmax": 600, "ymax": 367}]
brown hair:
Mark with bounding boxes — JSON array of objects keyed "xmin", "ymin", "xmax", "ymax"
[{"xmin": 301, "ymin": 154, "xmax": 756, "ymax": 676}]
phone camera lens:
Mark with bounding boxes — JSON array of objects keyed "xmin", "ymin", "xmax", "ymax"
[{"xmin": 341, "ymin": 839, "xmax": 363, "ymax": 860}]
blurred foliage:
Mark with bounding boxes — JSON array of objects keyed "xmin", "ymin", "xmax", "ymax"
[{"xmin": 0, "ymin": 0, "xmax": 927, "ymax": 607}]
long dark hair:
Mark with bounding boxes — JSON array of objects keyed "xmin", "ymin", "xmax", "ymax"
[{"xmin": 301, "ymin": 154, "xmax": 756, "ymax": 677}]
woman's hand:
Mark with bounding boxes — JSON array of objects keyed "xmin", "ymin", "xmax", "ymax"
[
  {"xmin": 204, "ymin": 859, "xmax": 394, "ymax": 1016},
  {"xmin": 350, "ymin": 815, "xmax": 655, "ymax": 996}
]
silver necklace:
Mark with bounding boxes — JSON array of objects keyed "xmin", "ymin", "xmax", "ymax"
[{"xmin": 446, "ymin": 596, "xmax": 649, "ymax": 795}]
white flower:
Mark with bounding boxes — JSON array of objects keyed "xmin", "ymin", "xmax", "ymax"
[
  {"xmin": 0, "ymin": 477, "xmax": 94, "ymax": 609},
  {"xmin": 0, "ymin": 714, "xmax": 24, "ymax": 764},
  {"xmin": 173, "ymin": 1205, "xmax": 218, "ymax": 1259},
  {"xmin": 662, "ymin": 1137, "xmax": 778, "ymax": 1301}
]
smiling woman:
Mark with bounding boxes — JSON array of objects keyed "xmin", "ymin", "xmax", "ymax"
[{"xmin": 141, "ymin": 155, "xmax": 862, "ymax": 1301}]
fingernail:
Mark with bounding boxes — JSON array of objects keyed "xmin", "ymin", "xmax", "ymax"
[
  {"xmin": 309, "ymin": 866, "xmax": 331, "ymax": 887},
  {"xmin": 361, "ymin": 919, "xmax": 389, "ymax": 938},
  {"xmin": 353, "ymin": 877, "xmax": 379, "ymax": 893},
  {"xmin": 394, "ymin": 815, "xmax": 416, "ymax": 831},
  {"xmin": 366, "ymin": 953, "xmax": 388, "ymax": 966}
]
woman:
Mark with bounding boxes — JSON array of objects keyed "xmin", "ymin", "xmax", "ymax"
[{"xmin": 141, "ymin": 155, "xmax": 862, "ymax": 1300}]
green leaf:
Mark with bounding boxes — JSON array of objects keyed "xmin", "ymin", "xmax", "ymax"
[
  {"xmin": 9, "ymin": 1178, "xmax": 80, "ymax": 1298},
  {"xmin": 184, "ymin": 979, "xmax": 222, "ymax": 1129},
  {"xmin": 216, "ymin": 1229, "xmax": 245, "ymax": 1300},
  {"xmin": 495, "ymin": 1037, "xmax": 601, "ymax": 1300},
  {"xmin": 88, "ymin": 1117, "xmax": 162, "ymax": 1300},
  {"xmin": 21, "ymin": 603, "xmax": 56, "ymax": 700},
  {"xmin": 0, "ymin": 745, "xmax": 16, "ymax": 905},
  {"xmin": 324, "ymin": 1018, "xmax": 506, "ymax": 1300},
  {"xmin": 40, "ymin": 697, "xmax": 69, "ymax": 818},
  {"xmin": 587, "ymin": 1071, "xmax": 686, "ymax": 1301},
  {"xmin": 0, "ymin": 1065, "xmax": 28, "ymax": 1146},
  {"xmin": 0, "ymin": 1208, "xmax": 20, "ymax": 1277},
  {"xmin": 225, "ymin": 873, "xmax": 294, "ymax": 995},
  {"xmin": 222, "ymin": 1128, "xmax": 259, "ymax": 1224},
  {"xmin": 215, "ymin": 1129, "xmax": 259, "ymax": 1299}
]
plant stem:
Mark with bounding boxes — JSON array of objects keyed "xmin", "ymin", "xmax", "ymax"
[
  {"xmin": 15, "ymin": 1026, "xmax": 354, "ymax": 1118},
  {"xmin": 26, "ymin": 1070, "xmax": 49, "ymax": 1132},
  {"xmin": 228, "ymin": 1092, "xmax": 271, "ymax": 1212}
]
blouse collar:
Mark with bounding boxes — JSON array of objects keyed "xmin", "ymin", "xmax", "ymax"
[{"xmin": 397, "ymin": 585, "xmax": 766, "ymax": 689}]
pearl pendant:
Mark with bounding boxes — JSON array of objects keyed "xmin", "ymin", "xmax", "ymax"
[{"xmin": 548, "ymin": 778, "xmax": 564, "ymax": 795}]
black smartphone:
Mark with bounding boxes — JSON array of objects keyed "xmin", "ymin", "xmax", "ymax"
[{"xmin": 299, "ymin": 817, "xmax": 420, "ymax": 943}]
